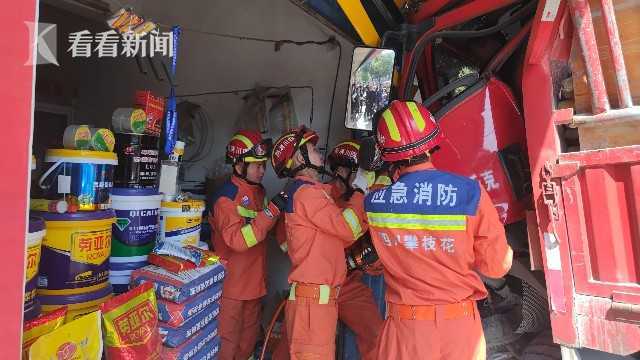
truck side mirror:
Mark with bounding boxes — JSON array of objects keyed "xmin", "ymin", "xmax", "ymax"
[{"xmin": 345, "ymin": 47, "xmax": 396, "ymax": 131}]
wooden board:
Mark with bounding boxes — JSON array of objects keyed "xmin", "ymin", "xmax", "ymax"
[
  {"xmin": 578, "ymin": 116, "xmax": 640, "ymax": 150},
  {"xmin": 571, "ymin": 0, "xmax": 640, "ymax": 114}
]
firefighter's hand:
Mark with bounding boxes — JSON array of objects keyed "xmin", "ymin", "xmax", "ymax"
[
  {"xmin": 351, "ymin": 168, "xmax": 374, "ymax": 194},
  {"xmin": 269, "ymin": 191, "xmax": 289, "ymax": 213}
]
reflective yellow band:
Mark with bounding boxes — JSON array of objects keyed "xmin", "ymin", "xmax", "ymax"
[
  {"xmin": 364, "ymin": 170, "xmax": 376, "ymax": 188},
  {"xmin": 319, "ymin": 285, "xmax": 330, "ymax": 305},
  {"xmin": 288, "ymin": 283, "xmax": 332, "ymax": 304},
  {"xmin": 382, "ymin": 109, "xmax": 401, "ymax": 141},
  {"xmin": 237, "ymin": 205, "xmax": 257, "ymax": 219},
  {"xmin": 280, "ymin": 242, "xmax": 288, "ymax": 253},
  {"xmin": 367, "ymin": 213, "xmax": 467, "ymax": 230},
  {"xmin": 374, "ymin": 175, "xmax": 392, "ymax": 186},
  {"xmin": 407, "ymin": 102, "xmax": 426, "ymax": 132},
  {"xmin": 289, "ymin": 283, "xmax": 297, "ymax": 301},
  {"xmin": 241, "ymin": 224, "xmax": 258, "ymax": 248},
  {"xmin": 232, "ymin": 134, "xmax": 254, "ymax": 148},
  {"xmin": 243, "ymin": 156, "xmax": 267, "ymax": 163},
  {"xmin": 342, "ymin": 208, "xmax": 363, "ymax": 239},
  {"xmin": 337, "ymin": 0, "xmax": 380, "ymax": 46},
  {"xmin": 341, "ymin": 141, "xmax": 361, "ymax": 150}
]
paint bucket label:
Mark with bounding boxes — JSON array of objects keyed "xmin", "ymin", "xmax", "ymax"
[
  {"xmin": 114, "ymin": 208, "xmax": 159, "ymax": 246},
  {"xmin": 73, "ymin": 126, "xmax": 92, "ymax": 149},
  {"xmin": 91, "ymin": 128, "xmax": 116, "ymax": 152},
  {"xmin": 130, "ymin": 109, "xmax": 147, "ymax": 133},
  {"xmin": 70, "ymin": 228, "xmax": 111, "ymax": 265},
  {"xmin": 39, "ymin": 229, "xmax": 111, "ymax": 290},
  {"xmin": 111, "ymin": 236, "xmax": 155, "ymax": 257},
  {"xmin": 112, "ymin": 108, "xmax": 148, "ymax": 134},
  {"xmin": 160, "ymin": 215, "xmax": 201, "ymax": 246},
  {"xmin": 114, "ymin": 134, "xmax": 160, "ymax": 189},
  {"xmin": 63, "ymin": 125, "xmax": 92, "ymax": 150},
  {"xmin": 25, "ymin": 242, "xmax": 42, "ymax": 307}
]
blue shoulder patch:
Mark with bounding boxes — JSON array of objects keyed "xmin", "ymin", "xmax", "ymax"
[
  {"xmin": 365, "ymin": 170, "xmax": 481, "ymax": 216},
  {"xmin": 283, "ymin": 179, "xmax": 313, "ymax": 213},
  {"xmin": 210, "ymin": 179, "xmax": 238, "ymax": 211}
]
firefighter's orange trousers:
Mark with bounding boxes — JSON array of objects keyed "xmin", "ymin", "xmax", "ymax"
[
  {"xmin": 284, "ymin": 283, "xmax": 339, "ymax": 359},
  {"xmin": 377, "ymin": 301, "xmax": 486, "ymax": 360},
  {"xmin": 273, "ymin": 276, "xmax": 382, "ymax": 360},
  {"xmin": 218, "ymin": 297, "xmax": 261, "ymax": 360}
]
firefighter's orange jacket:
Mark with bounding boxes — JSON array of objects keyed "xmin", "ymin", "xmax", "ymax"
[
  {"xmin": 209, "ymin": 175, "xmax": 280, "ymax": 300},
  {"xmin": 282, "ymin": 175, "xmax": 367, "ymax": 287},
  {"xmin": 364, "ymin": 162, "xmax": 512, "ymax": 305}
]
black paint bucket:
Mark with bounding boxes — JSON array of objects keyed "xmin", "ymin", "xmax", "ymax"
[{"xmin": 114, "ymin": 133, "xmax": 160, "ymax": 189}]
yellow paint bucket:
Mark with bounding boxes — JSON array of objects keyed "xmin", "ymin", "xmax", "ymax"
[
  {"xmin": 24, "ymin": 217, "xmax": 46, "ymax": 321},
  {"xmin": 39, "ymin": 283, "xmax": 113, "ymax": 323},
  {"xmin": 159, "ymin": 200, "xmax": 205, "ymax": 246},
  {"xmin": 35, "ymin": 210, "xmax": 114, "ymax": 295}
]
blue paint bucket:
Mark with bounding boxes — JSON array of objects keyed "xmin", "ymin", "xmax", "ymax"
[
  {"xmin": 38, "ymin": 149, "xmax": 118, "ymax": 211},
  {"xmin": 109, "ymin": 270, "xmax": 134, "ymax": 294},
  {"xmin": 108, "ymin": 263, "xmax": 146, "ymax": 294},
  {"xmin": 109, "ymin": 256, "xmax": 149, "ymax": 271}
]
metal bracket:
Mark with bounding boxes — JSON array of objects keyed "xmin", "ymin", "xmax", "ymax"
[{"xmin": 542, "ymin": 161, "xmax": 560, "ymax": 222}]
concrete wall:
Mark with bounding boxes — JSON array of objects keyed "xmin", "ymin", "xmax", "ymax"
[{"xmin": 36, "ymin": 0, "xmax": 354, "ymax": 323}]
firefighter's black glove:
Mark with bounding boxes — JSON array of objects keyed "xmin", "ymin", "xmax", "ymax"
[{"xmin": 270, "ymin": 191, "xmax": 289, "ymax": 213}]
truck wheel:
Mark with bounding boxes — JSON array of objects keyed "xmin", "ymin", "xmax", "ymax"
[{"xmin": 521, "ymin": 331, "xmax": 561, "ymax": 360}]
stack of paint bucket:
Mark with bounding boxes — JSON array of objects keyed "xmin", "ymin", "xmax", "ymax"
[
  {"xmin": 33, "ymin": 141, "xmax": 118, "ymax": 322},
  {"xmin": 110, "ymin": 103, "xmax": 163, "ymax": 294},
  {"xmin": 110, "ymin": 188, "xmax": 162, "ymax": 293}
]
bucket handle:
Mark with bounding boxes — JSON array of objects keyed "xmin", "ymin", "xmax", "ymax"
[{"xmin": 38, "ymin": 160, "xmax": 64, "ymax": 190}]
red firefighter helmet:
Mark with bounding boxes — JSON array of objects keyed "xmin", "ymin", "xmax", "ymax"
[
  {"xmin": 375, "ymin": 100, "xmax": 444, "ymax": 162},
  {"xmin": 225, "ymin": 129, "xmax": 271, "ymax": 164},
  {"xmin": 271, "ymin": 126, "xmax": 319, "ymax": 178},
  {"xmin": 328, "ymin": 141, "xmax": 360, "ymax": 172}
]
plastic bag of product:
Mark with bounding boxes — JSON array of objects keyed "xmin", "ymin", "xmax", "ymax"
[
  {"xmin": 158, "ymin": 283, "xmax": 222, "ymax": 327},
  {"xmin": 191, "ymin": 336, "xmax": 221, "ymax": 360},
  {"xmin": 131, "ymin": 264, "xmax": 225, "ymax": 304},
  {"xmin": 159, "ymin": 303, "xmax": 219, "ymax": 347},
  {"xmin": 22, "ymin": 307, "xmax": 67, "ymax": 358},
  {"xmin": 101, "ymin": 282, "xmax": 161, "ymax": 359},
  {"xmin": 149, "ymin": 243, "xmax": 219, "ymax": 273},
  {"xmin": 161, "ymin": 320, "xmax": 218, "ymax": 360},
  {"xmin": 29, "ymin": 310, "xmax": 102, "ymax": 360}
]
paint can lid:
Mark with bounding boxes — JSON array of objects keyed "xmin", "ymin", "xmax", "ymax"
[{"xmin": 33, "ymin": 209, "xmax": 116, "ymax": 221}]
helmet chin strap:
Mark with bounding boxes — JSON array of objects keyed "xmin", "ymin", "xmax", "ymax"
[
  {"xmin": 233, "ymin": 161, "xmax": 261, "ymax": 186},
  {"xmin": 336, "ymin": 173, "xmax": 351, "ymax": 189},
  {"xmin": 291, "ymin": 144, "xmax": 334, "ymax": 179}
]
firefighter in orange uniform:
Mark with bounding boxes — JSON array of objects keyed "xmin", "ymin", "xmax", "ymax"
[
  {"xmin": 271, "ymin": 126, "xmax": 368, "ymax": 360},
  {"xmin": 364, "ymin": 101, "xmax": 513, "ymax": 360},
  {"xmin": 210, "ymin": 130, "xmax": 287, "ymax": 360},
  {"xmin": 327, "ymin": 141, "xmax": 383, "ymax": 360},
  {"xmin": 271, "ymin": 141, "xmax": 383, "ymax": 360}
]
